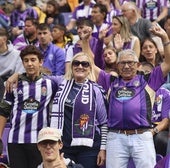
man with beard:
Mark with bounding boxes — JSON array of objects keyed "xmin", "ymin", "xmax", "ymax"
[
  {"xmin": 10, "ymin": 0, "xmax": 38, "ymax": 39},
  {"xmin": 13, "ymin": 17, "xmax": 39, "ymax": 50}
]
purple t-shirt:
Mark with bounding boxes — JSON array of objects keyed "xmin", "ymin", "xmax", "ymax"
[
  {"xmin": 98, "ymin": 66, "xmax": 166, "ymax": 129},
  {"xmin": 152, "ymin": 87, "xmax": 170, "ymax": 122}
]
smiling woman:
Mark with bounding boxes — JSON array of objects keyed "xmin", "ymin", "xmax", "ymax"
[{"xmin": 50, "ymin": 52, "xmax": 108, "ymax": 168}]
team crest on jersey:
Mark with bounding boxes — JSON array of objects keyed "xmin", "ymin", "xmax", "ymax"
[
  {"xmin": 41, "ymin": 86, "xmax": 47, "ymax": 96},
  {"xmin": 133, "ymin": 80, "xmax": 140, "ymax": 87},
  {"xmin": 17, "ymin": 90, "xmax": 23, "ymax": 95},
  {"xmin": 49, "ymin": 54, "xmax": 53, "ymax": 60},
  {"xmin": 74, "ymin": 114, "xmax": 92, "ymax": 136},
  {"xmin": 22, "ymin": 98, "xmax": 40, "ymax": 114},
  {"xmin": 145, "ymin": 0, "xmax": 157, "ymax": 10},
  {"xmin": 155, "ymin": 95, "xmax": 162, "ymax": 105},
  {"xmin": 115, "ymin": 87, "xmax": 135, "ymax": 101}
]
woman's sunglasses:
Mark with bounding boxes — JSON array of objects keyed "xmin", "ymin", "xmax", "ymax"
[{"xmin": 72, "ymin": 60, "xmax": 90, "ymax": 68}]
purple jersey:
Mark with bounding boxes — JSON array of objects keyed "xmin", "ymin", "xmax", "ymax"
[
  {"xmin": 136, "ymin": 0, "xmax": 169, "ymax": 21},
  {"xmin": 13, "ymin": 33, "xmax": 39, "ymax": 51},
  {"xmin": 152, "ymin": 87, "xmax": 170, "ymax": 122},
  {"xmin": 92, "ymin": 22, "xmax": 112, "ymax": 39},
  {"xmin": 4, "ymin": 75, "xmax": 58, "ymax": 143},
  {"xmin": 98, "ymin": 66, "xmax": 166, "ymax": 129},
  {"xmin": 71, "ymin": 0, "xmax": 96, "ymax": 21},
  {"xmin": 10, "ymin": 7, "xmax": 38, "ymax": 28}
]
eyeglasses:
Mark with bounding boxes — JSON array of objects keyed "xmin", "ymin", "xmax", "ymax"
[
  {"xmin": 118, "ymin": 61, "xmax": 137, "ymax": 67},
  {"xmin": 72, "ymin": 60, "xmax": 90, "ymax": 68},
  {"xmin": 39, "ymin": 140, "xmax": 58, "ymax": 147}
]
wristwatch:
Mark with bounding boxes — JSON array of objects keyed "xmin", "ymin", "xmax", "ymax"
[{"xmin": 153, "ymin": 127, "xmax": 159, "ymax": 134}]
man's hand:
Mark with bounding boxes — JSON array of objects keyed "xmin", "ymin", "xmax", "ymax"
[{"xmin": 5, "ymin": 73, "xmax": 19, "ymax": 93}]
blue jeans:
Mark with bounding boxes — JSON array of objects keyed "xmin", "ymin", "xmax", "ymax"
[{"xmin": 106, "ymin": 131, "xmax": 156, "ymax": 168}]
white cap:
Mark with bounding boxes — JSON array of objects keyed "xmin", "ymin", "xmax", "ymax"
[{"xmin": 37, "ymin": 127, "xmax": 61, "ymax": 143}]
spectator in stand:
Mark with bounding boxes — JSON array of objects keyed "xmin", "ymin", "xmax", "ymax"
[
  {"xmin": 45, "ymin": 0, "xmax": 65, "ymax": 30},
  {"xmin": 37, "ymin": 127, "xmax": 84, "ymax": 168},
  {"xmin": 121, "ymin": 1, "xmax": 153, "ymax": 41},
  {"xmin": 10, "ymin": 0, "xmax": 38, "ymax": 40},
  {"xmin": 50, "ymin": 52, "xmax": 108, "ymax": 168},
  {"xmin": 37, "ymin": 23, "xmax": 65, "ymax": 75},
  {"xmin": 164, "ymin": 16, "xmax": 170, "ymax": 41},
  {"xmin": 140, "ymin": 62, "xmax": 169, "ymax": 157},
  {"xmin": 0, "ymin": 8, "xmax": 10, "ymax": 30},
  {"xmin": 139, "ymin": 38, "xmax": 163, "ymax": 67},
  {"xmin": 66, "ymin": 0, "xmax": 96, "ymax": 32},
  {"xmin": 33, "ymin": 0, "xmax": 47, "ymax": 23},
  {"xmin": 0, "ymin": 45, "xmax": 58, "ymax": 168},
  {"xmin": 58, "ymin": 0, "xmax": 72, "ymax": 13},
  {"xmin": 13, "ymin": 17, "xmax": 39, "ymax": 51},
  {"xmin": 82, "ymin": 22, "xmax": 170, "ymax": 168},
  {"xmin": 0, "ymin": 28, "xmax": 24, "ymax": 82},
  {"xmin": 110, "ymin": 15, "xmax": 140, "ymax": 57},
  {"xmin": 51, "ymin": 24, "xmax": 73, "ymax": 49},
  {"xmin": 65, "ymin": 18, "xmax": 104, "ymax": 72},
  {"xmin": 102, "ymin": 46, "xmax": 118, "ymax": 76},
  {"xmin": 91, "ymin": 3, "xmax": 113, "ymax": 45},
  {"xmin": 136, "ymin": 0, "xmax": 168, "ymax": 27},
  {"xmin": 97, "ymin": 0, "xmax": 121, "ymax": 23}
]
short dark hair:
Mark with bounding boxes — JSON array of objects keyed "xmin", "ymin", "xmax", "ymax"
[
  {"xmin": 93, "ymin": 3, "xmax": 108, "ymax": 20},
  {"xmin": 0, "ymin": 28, "xmax": 8, "ymax": 38},
  {"xmin": 76, "ymin": 18, "xmax": 94, "ymax": 29},
  {"xmin": 20, "ymin": 45, "xmax": 43, "ymax": 61},
  {"xmin": 37, "ymin": 23, "xmax": 50, "ymax": 31},
  {"xmin": 25, "ymin": 17, "xmax": 39, "ymax": 28},
  {"xmin": 53, "ymin": 24, "xmax": 66, "ymax": 34}
]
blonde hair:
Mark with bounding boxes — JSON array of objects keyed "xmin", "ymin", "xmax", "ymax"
[
  {"xmin": 112, "ymin": 15, "xmax": 132, "ymax": 42},
  {"xmin": 64, "ymin": 52, "xmax": 96, "ymax": 82}
]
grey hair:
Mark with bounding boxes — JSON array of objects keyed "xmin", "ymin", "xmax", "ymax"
[{"xmin": 117, "ymin": 49, "xmax": 139, "ymax": 63}]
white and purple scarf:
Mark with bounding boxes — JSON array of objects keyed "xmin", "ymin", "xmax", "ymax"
[{"xmin": 51, "ymin": 79, "xmax": 96, "ymax": 147}]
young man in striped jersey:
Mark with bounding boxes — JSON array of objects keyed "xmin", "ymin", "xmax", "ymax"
[{"xmin": 0, "ymin": 45, "xmax": 58, "ymax": 168}]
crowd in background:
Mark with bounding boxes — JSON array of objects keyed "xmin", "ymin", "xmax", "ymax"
[{"xmin": 0, "ymin": 0, "xmax": 170, "ymax": 168}]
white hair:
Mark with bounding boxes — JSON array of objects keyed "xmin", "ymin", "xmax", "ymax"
[{"xmin": 117, "ymin": 49, "xmax": 139, "ymax": 63}]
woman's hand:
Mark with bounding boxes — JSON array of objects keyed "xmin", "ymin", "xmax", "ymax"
[
  {"xmin": 114, "ymin": 33, "xmax": 124, "ymax": 51},
  {"xmin": 97, "ymin": 150, "xmax": 106, "ymax": 166}
]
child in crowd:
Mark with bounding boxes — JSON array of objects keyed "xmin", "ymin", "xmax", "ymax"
[{"xmin": 45, "ymin": 0, "xmax": 65, "ymax": 29}]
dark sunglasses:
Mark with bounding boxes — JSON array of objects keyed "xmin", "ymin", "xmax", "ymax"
[{"xmin": 72, "ymin": 60, "xmax": 90, "ymax": 68}]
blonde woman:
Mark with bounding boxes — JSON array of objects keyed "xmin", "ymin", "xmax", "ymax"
[
  {"xmin": 51, "ymin": 52, "xmax": 108, "ymax": 168},
  {"xmin": 110, "ymin": 15, "xmax": 140, "ymax": 57}
]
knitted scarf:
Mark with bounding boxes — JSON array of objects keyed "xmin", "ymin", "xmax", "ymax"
[{"xmin": 51, "ymin": 79, "xmax": 96, "ymax": 147}]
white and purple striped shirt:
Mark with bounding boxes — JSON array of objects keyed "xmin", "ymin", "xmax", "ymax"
[
  {"xmin": 136, "ymin": 0, "xmax": 169, "ymax": 21},
  {"xmin": 4, "ymin": 75, "xmax": 58, "ymax": 144}
]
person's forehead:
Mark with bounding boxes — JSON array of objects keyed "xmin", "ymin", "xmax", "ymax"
[
  {"xmin": 37, "ymin": 29, "xmax": 50, "ymax": 33},
  {"xmin": 74, "ymin": 55, "xmax": 88, "ymax": 61},
  {"xmin": 119, "ymin": 54, "xmax": 135, "ymax": 61}
]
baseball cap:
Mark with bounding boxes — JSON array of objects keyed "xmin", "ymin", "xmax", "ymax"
[{"xmin": 37, "ymin": 127, "xmax": 62, "ymax": 143}]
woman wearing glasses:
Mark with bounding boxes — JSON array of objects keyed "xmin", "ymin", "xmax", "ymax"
[{"xmin": 50, "ymin": 52, "xmax": 108, "ymax": 168}]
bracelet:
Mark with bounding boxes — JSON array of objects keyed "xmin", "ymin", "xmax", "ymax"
[{"xmin": 163, "ymin": 41, "xmax": 170, "ymax": 46}]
